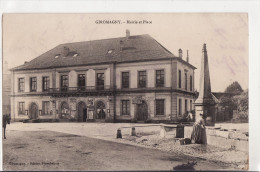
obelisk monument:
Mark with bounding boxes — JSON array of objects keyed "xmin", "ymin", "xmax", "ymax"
[{"xmin": 194, "ymin": 44, "xmax": 216, "ymax": 126}]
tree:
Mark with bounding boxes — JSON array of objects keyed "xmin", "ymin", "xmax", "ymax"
[
  {"xmin": 217, "ymin": 81, "xmax": 245, "ymax": 121},
  {"xmin": 224, "ymin": 81, "xmax": 243, "ymax": 94},
  {"xmin": 232, "ymin": 89, "xmax": 248, "ymax": 120}
]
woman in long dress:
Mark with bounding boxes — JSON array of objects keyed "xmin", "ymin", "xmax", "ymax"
[{"xmin": 191, "ymin": 113, "xmax": 207, "ymax": 144}]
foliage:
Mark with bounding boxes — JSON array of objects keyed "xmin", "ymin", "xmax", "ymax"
[
  {"xmin": 218, "ymin": 95, "xmax": 236, "ymax": 110},
  {"xmin": 233, "ymin": 89, "xmax": 248, "ymax": 116},
  {"xmin": 224, "ymin": 81, "xmax": 243, "ymax": 94},
  {"xmin": 217, "ymin": 82, "xmax": 248, "ymax": 121}
]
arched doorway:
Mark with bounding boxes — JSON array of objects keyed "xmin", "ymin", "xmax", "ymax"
[
  {"xmin": 29, "ymin": 103, "xmax": 38, "ymax": 119},
  {"xmin": 77, "ymin": 102, "xmax": 87, "ymax": 122},
  {"xmin": 136, "ymin": 100, "xmax": 148, "ymax": 121},
  {"xmin": 60, "ymin": 102, "xmax": 70, "ymax": 119},
  {"xmin": 95, "ymin": 101, "xmax": 106, "ymax": 120}
]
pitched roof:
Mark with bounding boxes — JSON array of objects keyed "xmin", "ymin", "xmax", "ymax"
[{"xmin": 11, "ymin": 34, "xmax": 196, "ymax": 71}]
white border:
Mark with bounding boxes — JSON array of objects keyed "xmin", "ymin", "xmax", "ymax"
[{"xmin": 0, "ymin": 0, "xmax": 259, "ymax": 171}]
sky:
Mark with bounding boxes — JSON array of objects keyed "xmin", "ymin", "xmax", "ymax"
[{"xmin": 3, "ymin": 13, "xmax": 248, "ymax": 92}]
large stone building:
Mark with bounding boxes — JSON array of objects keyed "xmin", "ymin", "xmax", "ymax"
[{"xmin": 10, "ymin": 31, "xmax": 196, "ymax": 122}]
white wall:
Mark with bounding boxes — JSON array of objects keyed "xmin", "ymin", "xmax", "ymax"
[
  {"xmin": 116, "ymin": 61, "xmax": 172, "ymax": 89},
  {"xmin": 13, "ymin": 71, "xmax": 53, "ymax": 93}
]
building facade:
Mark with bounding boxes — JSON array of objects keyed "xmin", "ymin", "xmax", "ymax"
[
  {"xmin": 10, "ymin": 31, "xmax": 196, "ymax": 122},
  {"xmin": 3, "ymin": 61, "xmax": 11, "ymax": 115}
]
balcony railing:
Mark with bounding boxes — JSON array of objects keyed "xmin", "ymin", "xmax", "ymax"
[{"xmin": 48, "ymin": 85, "xmax": 113, "ymax": 93}]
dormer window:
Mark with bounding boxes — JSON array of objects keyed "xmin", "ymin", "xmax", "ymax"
[
  {"xmin": 55, "ymin": 54, "xmax": 60, "ymax": 58},
  {"xmin": 73, "ymin": 53, "xmax": 79, "ymax": 57},
  {"xmin": 107, "ymin": 49, "xmax": 113, "ymax": 54}
]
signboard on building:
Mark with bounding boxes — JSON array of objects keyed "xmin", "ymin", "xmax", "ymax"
[
  {"xmin": 88, "ymin": 110, "xmax": 94, "ymax": 119},
  {"xmin": 132, "ymin": 96, "xmax": 142, "ymax": 104},
  {"xmin": 88, "ymin": 98, "xmax": 94, "ymax": 108},
  {"xmin": 70, "ymin": 98, "xmax": 77, "ymax": 111}
]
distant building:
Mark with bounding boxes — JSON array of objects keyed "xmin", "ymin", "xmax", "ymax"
[
  {"xmin": 10, "ymin": 30, "xmax": 196, "ymax": 122},
  {"xmin": 3, "ymin": 61, "xmax": 11, "ymax": 115}
]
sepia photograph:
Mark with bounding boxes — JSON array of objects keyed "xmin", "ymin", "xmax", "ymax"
[{"xmin": 2, "ymin": 13, "xmax": 250, "ymax": 171}]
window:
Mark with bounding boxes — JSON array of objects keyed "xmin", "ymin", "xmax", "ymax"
[
  {"xmin": 42, "ymin": 76, "xmax": 50, "ymax": 91},
  {"xmin": 107, "ymin": 49, "xmax": 114, "ymax": 54},
  {"xmin": 185, "ymin": 73, "xmax": 187, "ymax": 90},
  {"xmin": 121, "ymin": 100, "xmax": 130, "ymax": 115},
  {"xmin": 73, "ymin": 53, "xmax": 79, "ymax": 57},
  {"xmin": 138, "ymin": 71, "xmax": 146, "ymax": 88},
  {"xmin": 179, "ymin": 98, "xmax": 182, "ymax": 116},
  {"xmin": 156, "ymin": 70, "xmax": 164, "ymax": 87},
  {"xmin": 78, "ymin": 74, "xmax": 86, "ymax": 90},
  {"xmin": 122, "ymin": 72, "xmax": 129, "ymax": 88},
  {"xmin": 156, "ymin": 99, "xmax": 165, "ymax": 116},
  {"xmin": 30, "ymin": 77, "xmax": 37, "ymax": 92},
  {"xmin": 55, "ymin": 54, "xmax": 60, "ymax": 58},
  {"xmin": 61, "ymin": 75, "xmax": 68, "ymax": 91},
  {"xmin": 185, "ymin": 99, "xmax": 188, "ymax": 114},
  {"xmin": 18, "ymin": 102, "xmax": 25, "ymax": 115},
  {"xmin": 190, "ymin": 100, "xmax": 193, "ymax": 111},
  {"xmin": 96, "ymin": 73, "xmax": 105, "ymax": 90},
  {"xmin": 178, "ymin": 70, "xmax": 182, "ymax": 88},
  {"xmin": 42, "ymin": 101, "xmax": 50, "ymax": 115},
  {"xmin": 18, "ymin": 78, "xmax": 24, "ymax": 92},
  {"xmin": 190, "ymin": 75, "xmax": 193, "ymax": 91}
]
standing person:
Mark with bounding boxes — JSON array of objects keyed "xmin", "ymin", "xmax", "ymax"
[
  {"xmin": 186, "ymin": 111, "xmax": 193, "ymax": 122},
  {"xmin": 191, "ymin": 113, "xmax": 207, "ymax": 144},
  {"xmin": 2, "ymin": 114, "xmax": 11, "ymax": 139}
]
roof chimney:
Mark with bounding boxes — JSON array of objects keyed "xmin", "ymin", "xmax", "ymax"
[
  {"xmin": 126, "ymin": 29, "xmax": 130, "ymax": 39},
  {"xmin": 186, "ymin": 50, "xmax": 189, "ymax": 63},
  {"xmin": 179, "ymin": 49, "xmax": 183, "ymax": 59},
  {"xmin": 63, "ymin": 46, "xmax": 70, "ymax": 57}
]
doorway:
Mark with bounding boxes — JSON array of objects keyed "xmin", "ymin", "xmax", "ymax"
[
  {"xmin": 136, "ymin": 100, "xmax": 148, "ymax": 121},
  {"xmin": 77, "ymin": 101, "xmax": 87, "ymax": 122},
  {"xmin": 96, "ymin": 101, "xmax": 106, "ymax": 120},
  {"xmin": 29, "ymin": 103, "xmax": 38, "ymax": 119}
]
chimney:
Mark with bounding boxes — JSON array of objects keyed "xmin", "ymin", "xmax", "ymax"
[
  {"xmin": 126, "ymin": 29, "xmax": 130, "ymax": 39},
  {"xmin": 120, "ymin": 40, "xmax": 124, "ymax": 51},
  {"xmin": 63, "ymin": 46, "xmax": 70, "ymax": 57},
  {"xmin": 186, "ymin": 50, "xmax": 189, "ymax": 63},
  {"xmin": 179, "ymin": 49, "xmax": 183, "ymax": 59}
]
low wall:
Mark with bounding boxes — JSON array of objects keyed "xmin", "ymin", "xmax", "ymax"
[{"xmin": 183, "ymin": 126, "xmax": 248, "ymax": 152}]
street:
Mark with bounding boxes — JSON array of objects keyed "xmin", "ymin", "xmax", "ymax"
[{"xmin": 3, "ymin": 129, "xmax": 232, "ymax": 171}]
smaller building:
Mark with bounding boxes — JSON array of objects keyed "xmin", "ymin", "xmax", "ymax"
[{"xmin": 3, "ymin": 61, "xmax": 11, "ymax": 115}]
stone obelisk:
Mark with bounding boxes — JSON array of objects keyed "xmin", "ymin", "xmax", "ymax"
[{"xmin": 194, "ymin": 44, "xmax": 216, "ymax": 126}]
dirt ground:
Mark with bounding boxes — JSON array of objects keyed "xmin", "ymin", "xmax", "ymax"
[
  {"xmin": 3, "ymin": 130, "xmax": 235, "ymax": 171},
  {"xmin": 122, "ymin": 131, "xmax": 248, "ymax": 170}
]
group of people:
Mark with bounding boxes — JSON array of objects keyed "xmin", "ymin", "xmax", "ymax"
[
  {"xmin": 184, "ymin": 111, "xmax": 207, "ymax": 144},
  {"xmin": 191, "ymin": 113, "xmax": 207, "ymax": 144}
]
